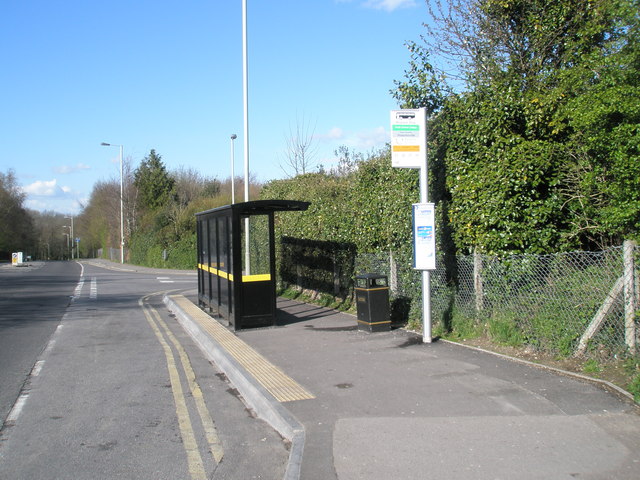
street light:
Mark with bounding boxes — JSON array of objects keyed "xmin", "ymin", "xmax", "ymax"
[
  {"xmin": 63, "ymin": 226, "xmax": 71, "ymax": 259},
  {"xmin": 63, "ymin": 233, "xmax": 70, "ymax": 259},
  {"xmin": 242, "ymin": 0, "xmax": 249, "ymax": 204},
  {"xmin": 230, "ymin": 134, "xmax": 237, "ymax": 204},
  {"xmin": 64, "ymin": 216, "xmax": 74, "ymax": 259},
  {"xmin": 242, "ymin": 0, "xmax": 251, "ymax": 273},
  {"xmin": 100, "ymin": 142, "xmax": 125, "ymax": 264}
]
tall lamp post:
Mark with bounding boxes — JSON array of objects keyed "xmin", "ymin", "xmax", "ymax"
[
  {"xmin": 230, "ymin": 134, "xmax": 237, "ymax": 204},
  {"xmin": 64, "ymin": 216, "xmax": 74, "ymax": 259},
  {"xmin": 63, "ymin": 225, "xmax": 71, "ymax": 259},
  {"xmin": 242, "ymin": 0, "xmax": 251, "ymax": 274},
  {"xmin": 242, "ymin": 0, "xmax": 249, "ymax": 202},
  {"xmin": 63, "ymin": 232, "xmax": 70, "ymax": 259},
  {"xmin": 100, "ymin": 142, "xmax": 125, "ymax": 264}
]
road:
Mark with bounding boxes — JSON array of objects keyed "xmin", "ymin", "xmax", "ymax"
[
  {"xmin": 0, "ymin": 261, "xmax": 79, "ymax": 424},
  {"xmin": 0, "ymin": 260, "xmax": 288, "ymax": 480}
]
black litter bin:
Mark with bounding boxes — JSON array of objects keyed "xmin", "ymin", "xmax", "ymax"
[{"xmin": 355, "ymin": 273, "xmax": 390, "ymax": 332}]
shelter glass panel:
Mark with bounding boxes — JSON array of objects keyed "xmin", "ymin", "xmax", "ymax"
[
  {"xmin": 241, "ymin": 214, "xmax": 270, "ymax": 279},
  {"xmin": 207, "ymin": 218, "xmax": 218, "ymax": 309},
  {"xmin": 218, "ymin": 216, "xmax": 232, "ymax": 315},
  {"xmin": 197, "ymin": 219, "xmax": 206, "ymax": 298}
]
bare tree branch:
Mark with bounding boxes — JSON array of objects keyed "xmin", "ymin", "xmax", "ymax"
[{"xmin": 280, "ymin": 112, "xmax": 318, "ymax": 177}]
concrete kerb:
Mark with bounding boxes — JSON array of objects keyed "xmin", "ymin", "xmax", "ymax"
[
  {"xmin": 82, "ymin": 259, "xmax": 196, "ymax": 276},
  {"xmin": 163, "ymin": 294, "xmax": 305, "ymax": 480}
]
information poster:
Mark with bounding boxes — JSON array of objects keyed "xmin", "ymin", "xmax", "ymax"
[
  {"xmin": 413, "ymin": 203, "xmax": 436, "ymax": 270},
  {"xmin": 390, "ymin": 108, "xmax": 426, "ymax": 168},
  {"xmin": 12, "ymin": 252, "xmax": 23, "ymax": 265}
]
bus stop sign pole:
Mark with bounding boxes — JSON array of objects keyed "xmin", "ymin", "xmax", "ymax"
[{"xmin": 390, "ymin": 107, "xmax": 433, "ymax": 343}]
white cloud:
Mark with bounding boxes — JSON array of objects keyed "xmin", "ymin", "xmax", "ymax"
[
  {"xmin": 354, "ymin": 126, "xmax": 388, "ymax": 149},
  {"xmin": 20, "ymin": 175, "xmax": 83, "ymax": 213},
  {"xmin": 318, "ymin": 126, "xmax": 388, "ymax": 149},
  {"xmin": 22, "ymin": 179, "xmax": 70, "ymax": 197},
  {"xmin": 53, "ymin": 163, "xmax": 90, "ymax": 174},
  {"xmin": 22, "ymin": 181, "xmax": 82, "ymax": 214},
  {"xmin": 315, "ymin": 126, "xmax": 345, "ymax": 142},
  {"xmin": 362, "ymin": 0, "xmax": 417, "ymax": 12},
  {"xmin": 336, "ymin": 0, "xmax": 418, "ymax": 12},
  {"xmin": 24, "ymin": 198, "xmax": 50, "ymax": 211},
  {"xmin": 314, "ymin": 125, "xmax": 390, "ymax": 172},
  {"xmin": 24, "ymin": 196, "xmax": 81, "ymax": 215},
  {"xmin": 23, "ymin": 179, "xmax": 61, "ymax": 196}
]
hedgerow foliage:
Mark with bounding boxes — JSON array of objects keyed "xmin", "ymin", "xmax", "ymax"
[
  {"xmin": 392, "ymin": 0, "xmax": 639, "ymax": 254},
  {"xmin": 261, "ymin": 149, "xmax": 420, "ymax": 255}
]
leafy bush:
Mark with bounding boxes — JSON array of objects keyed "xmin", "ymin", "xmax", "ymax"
[
  {"xmin": 127, "ymin": 229, "xmax": 196, "ymax": 269},
  {"xmin": 164, "ymin": 232, "xmax": 197, "ymax": 269}
]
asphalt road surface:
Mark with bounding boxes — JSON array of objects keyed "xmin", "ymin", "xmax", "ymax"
[
  {"xmin": 0, "ymin": 261, "xmax": 80, "ymax": 424},
  {"xmin": 0, "ymin": 260, "xmax": 288, "ymax": 480}
]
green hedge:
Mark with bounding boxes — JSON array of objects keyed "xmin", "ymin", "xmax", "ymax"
[
  {"xmin": 262, "ymin": 149, "xmax": 420, "ymax": 253},
  {"xmin": 128, "ymin": 230, "xmax": 196, "ymax": 269}
]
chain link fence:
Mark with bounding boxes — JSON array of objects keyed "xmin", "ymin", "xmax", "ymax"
[
  {"xmin": 355, "ymin": 242, "xmax": 639, "ymax": 360},
  {"xmin": 96, "ymin": 247, "xmax": 127, "ymax": 262}
]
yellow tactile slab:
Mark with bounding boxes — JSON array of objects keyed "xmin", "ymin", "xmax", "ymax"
[{"xmin": 170, "ymin": 295, "xmax": 315, "ymax": 403}]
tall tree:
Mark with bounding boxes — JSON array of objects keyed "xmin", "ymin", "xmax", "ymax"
[
  {"xmin": 76, "ymin": 180, "xmax": 120, "ymax": 256},
  {"xmin": 279, "ymin": 113, "xmax": 318, "ymax": 177},
  {"xmin": 31, "ymin": 211, "xmax": 70, "ymax": 260},
  {"xmin": 554, "ymin": 0, "xmax": 640, "ymax": 246},
  {"xmin": 164, "ymin": 167, "xmax": 220, "ymax": 241},
  {"xmin": 391, "ymin": 42, "xmax": 447, "ymax": 112},
  {"xmin": 0, "ymin": 169, "xmax": 35, "ymax": 258},
  {"xmin": 121, "ymin": 155, "xmax": 139, "ymax": 241},
  {"xmin": 134, "ymin": 149, "xmax": 175, "ymax": 211}
]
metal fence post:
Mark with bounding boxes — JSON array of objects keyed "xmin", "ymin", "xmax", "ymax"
[
  {"xmin": 474, "ymin": 246, "xmax": 484, "ymax": 312},
  {"xmin": 389, "ymin": 251, "xmax": 398, "ymax": 295},
  {"xmin": 624, "ymin": 239, "xmax": 637, "ymax": 354}
]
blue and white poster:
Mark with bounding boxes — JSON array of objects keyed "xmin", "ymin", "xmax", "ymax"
[{"xmin": 413, "ymin": 203, "xmax": 436, "ymax": 270}]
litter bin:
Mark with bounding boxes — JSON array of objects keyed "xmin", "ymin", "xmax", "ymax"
[{"xmin": 355, "ymin": 273, "xmax": 390, "ymax": 332}]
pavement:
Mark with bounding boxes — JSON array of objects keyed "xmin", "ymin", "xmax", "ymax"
[{"xmin": 165, "ymin": 293, "xmax": 640, "ymax": 480}]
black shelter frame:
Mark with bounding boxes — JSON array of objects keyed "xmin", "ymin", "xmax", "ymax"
[{"xmin": 196, "ymin": 200, "xmax": 309, "ymax": 330}]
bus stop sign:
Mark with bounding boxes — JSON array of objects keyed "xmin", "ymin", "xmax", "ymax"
[{"xmin": 390, "ymin": 109, "xmax": 426, "ymax": 169}]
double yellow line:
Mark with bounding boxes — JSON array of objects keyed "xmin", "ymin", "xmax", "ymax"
[{"xmin": 140, "ymin": 293, "xmax": 224, "ymax": 480}]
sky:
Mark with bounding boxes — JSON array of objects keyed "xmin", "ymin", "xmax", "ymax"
[{"xmin": 1, "ymin": 0, "xmax": 431, "ymax": 214}]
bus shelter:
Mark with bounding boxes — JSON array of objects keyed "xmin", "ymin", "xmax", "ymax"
[{"xmin": 196, "ymin": 200, "xmax": 310, "ymax": 330}]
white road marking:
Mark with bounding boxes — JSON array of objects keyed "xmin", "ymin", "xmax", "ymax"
[
  {"xmin": 30, "ymin": 360, "xmax": 45, "ymax": 377},
  {"xmin": 73, "ymin": 278, "xmax": 84, "ymax": 300},
  {"xmin": 5, "ymin": 393, "xmax": 29, "ymax": 424},
  {"xmin": 90, "ymin": 277, "xmax": 97, "ymax": 299}
]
